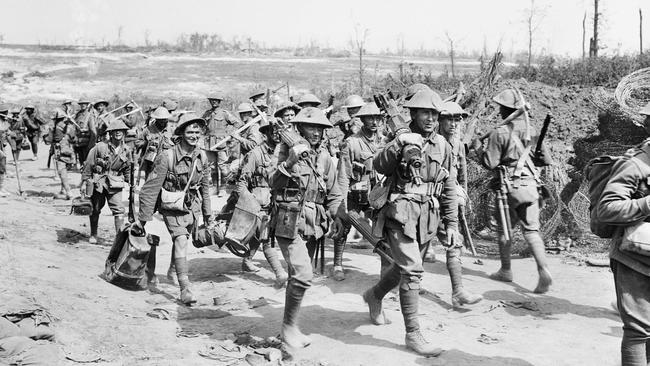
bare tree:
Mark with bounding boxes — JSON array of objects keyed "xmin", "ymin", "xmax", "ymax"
[
  {"xmin": 589, "ymin": 0, "xmax": 600, "ymax": 57},
  {"xmin": 117, "ymin": 25, "xmax": 124, "ymax": 46},
  {"xmin": 524, "ymin": 0, "xmax": 547, "ymax": 70},
  {"xmin": 445, "ymin": 31, "xmax": 457, "ymax": 78},
  {"xmin": 641, "ymin": 8, "xmax": 644, "ymax": 55},
  {"xmin": 352, "ymin": 23, "xmax": 369, "ymax": 93},
  {"xmin": 582, "ymin": 12, "xmax": 587, "ymax": 60},
  {"xmin": 144, "ymin": 29, "xmax": 151, "ymax": 47}
]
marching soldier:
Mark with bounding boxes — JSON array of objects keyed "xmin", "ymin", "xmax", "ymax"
[
  {"xmin": 231, "ymin": 102, "xmax": 263, "ymax": 159},
  {"xmin": 134, "ymin": 113, "xmax": 212, "ymax": 305},
  {"xmin": 295, "ymin": 94, "xmax": 321, "ymax": 109},
  {"xmin": 332, "ymin": 103, "xmax": 384, "ymax": 281},
  {"xmin": 0, "ymin": 107, "xmax": 9, "ymax": 197},
  {"xmin": 93, "ymin": 99, "xmax": 112, "ymax": 142},
  {"xmin": 74, "ymin": 99, "xmax": 96, "ymax": 167},
  {"xmin": 426, "ymin": 101, "xmax": 482, "ymax": 307},
  {"xmin": 121, "ymin": 102, "xmax": 142, "ymax": 150},
  {"xmin": 274, "ymin": 102, "xmax": 301, "ymax": 124},
  {"xmin": 249, "ymin": 90, "xmax": 267, "ymax": 112},
  {"xmin": 478, "ymin": 89, "xmax": 553, "ymax": 294},
  {"xmin": 202, "ymin": 93, "xmax": 237, "ymax": 191},
  {"xmin": 22, "ymin": 104, "xmax": 46, "ymax": 161},
  {"xmin": 236, "ymin": 118, "xmax": 289, "ymax": 286},
  {"xmin": 136, "ymin": 106, "xmax": 174, "ymax": 182},
  {"xmin": 338, "ymin": 94, "xmax": 364, "ymax": 139},
  {"xmin": 6, "ymin": 108, "xmax": 26, "ymax": 163},
  {"xmin": 354, "ymin": 90, "xmax": 458, "ymax": 356},
  {"xmin": 81, "ymin": 119, "xmax": 132, "ymax": 244},
  {"xmin": 45, "ymin": 111, "xmax": 76, "ymax": 200},
  {"xmin": 270, "ymin": 107, "xmax": 343, "ymax": 348},
  {"xmin": 599, "ymin": 102, "xmax": 650, "ymax": 365}
]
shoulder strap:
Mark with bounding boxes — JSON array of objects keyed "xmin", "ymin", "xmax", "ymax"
[{"xmin": 509, "ymin": 128, "xmax": 538, "ymax": 180}]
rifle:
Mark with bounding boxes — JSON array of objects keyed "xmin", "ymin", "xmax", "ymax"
[
  {"xmin": 496, "ymin": 166, "xmax": 513, "ymax": 244},
  {"xmin": 338, "ymin": 210, "xmax": 396, "ymax": 267},
  {"xmin": 115, "ymin": 108, "xmax": 143, "ymax": 121},
  {"xmin": 534, "ymin": 113, "xmax": 553, "ymax": 161},
  {"xmin": 128, "ymin": 149, "xmax": 136, "ymax": 223},
  {"xmin": 476, "ymin": 104, "xmax": 530, "ymax": 142},
  {"xmin": 208, "ymin": 114, "xmax": 262, "ymax": 150},
  {"xmin": 253, "ymin": 103, "xmax": 309, "ymax": 159},
  {"xmin": 458, "ymin": 206, "xmax": 477, "ymax": 256},
  {"xmin": 373, "ymin": 91, "xmax": 423, "ymax": 184},
  {"xmin": 10, "ymin": 147, "xmax": 23, "ymax": 195},
  {"xmin": 323, "ymin": 95, "xmax": 335, "ymax": 119},
  {"xmin": 443, "ymin": 82, "xmax": 467, "ymax": 103}
]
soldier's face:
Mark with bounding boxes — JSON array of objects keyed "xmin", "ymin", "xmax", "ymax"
[
  {"xmin": 183, "ymin": 124, "xmax": 203, "ymax": 146},
  {"xmin": 347, "ymin": 106, "xmax": 361, "ymax": 117},
  {"xmin": 267, "ymin": 126, "xmax": 281, "ymax": 144},
  {"xmin": 96, "ymin": 104, "xmax": 106, "ymax": 112},
  {"xmin": 209, "ymin": 99, "xmax": 221, "ymax": 108},
  {"xmin": 110, "ymin": 130, "xmax": 124, "ymax": 141},
  {"xmin": 299, "ymin": 124, "xmax": 324, "ymax": 147},
  {"xmin": 240, "ymin": 111, "xmax": 253, "ymax": 122},
  {"xmin": 361, "ymin": 115, "xmax": 380, "ymax": 132},
  {"xmin": 281, "ymin": 109, "xmax": 296, "ymax": 123},
  {"xmin": 25, "ymin": 109, "xmax": 34, "ymax": 115},
  {"xmin": 413, "ymin": 108, "xmax": 439, "ymax": 133},
  {"xmin": 439, "ymin": 116, "xmax": 462, "ymax": 136}
]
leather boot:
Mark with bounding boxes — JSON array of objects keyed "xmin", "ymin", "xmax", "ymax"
[
  {"xmin": 146, "ymin": 245, "xmax": 158, "ymax": 290},
  {"xmin": 113, "ymin": 215, "xmax": 124, "ymax": 234},
  {"xmin": 490, "ymin": 237, "xmax": 513, "ymax": 282},
  {"xmin": 263, "ymin": 244, "xmax": 288, "ymax": 288},
  {"xmin": 525, "ymin": 232, "xmax": 553, "ymax": 294},
  {"xmin": 175, "ymin": 257, "xmax": 196, "ymax": 305},
  {"xmin": 242, "ymin": 243, "xmax": 260, "ymax": 272},
  {"xmin": 400, "ymin": 284, "xmax": 443, "ymax": 356},
  {"xmin": 446, "ymin": 248, "xmax": 482, "ymax": 308},
  {"xmin": 281, "ymin": 282, "xmax": 311, "ymax": 348},
  {"xmin": 167, "ymin": 250, "xmax": 177, "ymax": 284},
  {"xmin": 362, "ymin": 288, "xmax": 391, "ymax": 325},
  {"xmin": 332, "ymin": 236, "xmax": 346, "ymax": 281},
  {"xmin": 89, "ymin": 214, "xmax": 99, "ymax": 244}
]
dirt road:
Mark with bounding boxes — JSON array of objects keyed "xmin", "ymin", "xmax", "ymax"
[{"xmin": 0, "ymin": 145, "xmax": 621, "ymax": 366}]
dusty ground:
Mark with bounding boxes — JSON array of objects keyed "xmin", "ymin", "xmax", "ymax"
[{"xmin": 0, "ymin": 146, "xmax": 622, "ymax": 366}]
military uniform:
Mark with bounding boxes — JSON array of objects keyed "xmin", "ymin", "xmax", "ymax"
[
  {"xmin": 74, "ymin": 103, "xmax": 97, "ymax": 165},
  {"xmin": 82, "ymin": 120, "xmax": 132, "ymax": 242},
  {"xmin": 270, "ymin": 107, "xmax": 343, "ymax": 349},
  {"xmin": 237, "ymin": 136, "xmax": 288, "ymax": 285},
  {"xmin": 122, "ymin": 112, "xmax": 142, "ymax": 150},
  {"xmin": 138, "ymin": 113, "xmax": 211, "ymax": 305},
  {"xmin": 202, "ymin": 103, "xmax": 237, "ymax": 187},
  {"xmin": 599, "ymin": 104, "xmax": 650, "ymax": 365},
  {"xmin": 479, "ymin": 89, "xmax": 552, "ymax": 294},
  {"xmin": 7, "ymin": 111, "xmax": 26, "ymax": 162},
  {"xmin": 45, "ymin": 112, "xmax": 76, "ymax": 199},
  {"xmin": 22, "ymin": 107, "xmax": 46, "ymax": 160},
  {"xmin": 0, "ymin": 109, "xmax": 9, "ymax": 196},
  {"xmin": 361, "ymin": 90, "xmax": 457, "ymax": 356},
  {"xmin": 332, "ymin": 103, "xmax": 384, "ymax": 280},
  {"xmin": 136, "ymin": 117, "xmax": 174, "ymax": 181}
]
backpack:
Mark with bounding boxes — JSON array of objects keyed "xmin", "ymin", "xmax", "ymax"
[
  {"xmin": 103, "ymin": 223, "xmax": 159, "ymax": 290},
  {"xmin": 584, "ymin": 144, "xmax": 650, "ymax": 238}
]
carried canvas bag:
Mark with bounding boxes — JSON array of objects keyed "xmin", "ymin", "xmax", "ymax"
[
  {"xmin": 620, "ymin": 221, "xmax": 650, "ymax": 256},
  {"xmin": 160, "ymin": 149, "xmax": 198, "ymax": 212}
]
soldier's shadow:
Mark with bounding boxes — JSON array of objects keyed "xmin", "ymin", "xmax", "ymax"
[
  {"xmin": 188, "ymin": 257, "xmax": 275, "ymax": 287},
  {"xmin": 55, "ymin": 227, "xmax": 88, "ymax": 244},
  {"xmin": 414, "ymin": 350, "xmax": 535, "ymax": 366}
]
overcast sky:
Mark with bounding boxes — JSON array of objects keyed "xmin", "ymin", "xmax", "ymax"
[{"xmin": 2, "ymin": 0, "xmax": 648, "ymax": 57}]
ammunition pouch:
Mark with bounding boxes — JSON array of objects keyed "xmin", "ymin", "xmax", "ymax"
[
  {"xmin": 75, "ymin": 130, "xmax": 91, "ymax": 147},
  {"xmin": 277, "ymin": 187, "xmax": 325, "ymax": 205},
  {"xmin": 274, "ymin": 202, "xmax": 301, "ymax": 239},
  {"xmin": 402, "ymin": 181, "xmax": 444, "ymax": 197},
  {"xmin": 107, "ymin": 174, "xmax": 125, "ymax": 190},
  {"xmin": 348, "ymin": 180, "xmax": 370, "ymax": 206}
]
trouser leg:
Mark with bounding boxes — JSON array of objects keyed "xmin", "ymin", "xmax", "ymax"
[{"xmin": 262, "ymin": 241, "xmax": 288, "ymax": 287}]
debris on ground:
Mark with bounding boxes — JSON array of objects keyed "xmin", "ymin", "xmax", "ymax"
[
  {"xmin": 500, "ymin": 300, "xmax": 540, "ymax": 312},
  {"xmin": 477, "ymin": 333, "xmax": 500, "ymax": 344}
]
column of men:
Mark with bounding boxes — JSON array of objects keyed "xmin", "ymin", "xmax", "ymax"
[{"xmin": 0, "ymin": 85, "xmax": 554, "ymax": 356}]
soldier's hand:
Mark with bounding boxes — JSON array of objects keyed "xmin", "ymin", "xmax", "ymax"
[
  {"xmin": 328, "ymin": 217, "xmax": 344, "ymax": 239},
  {"xmin": 286, "ymin": 144, "xmax": 309, "ymax": 168},
  {"xmin": 80, "ymin": 181, "xmax": 87, "ymax": 197},
  {"xmin": 131, "ymin": 221, "xmax": 146, "ymax": 236},
  {"xmin": 397, "ymin": 133, "xmax": 423, "ymax": 148},
  {"xmin": 446, "ymin": 227, "xmax": 462, "ymax": 248}
]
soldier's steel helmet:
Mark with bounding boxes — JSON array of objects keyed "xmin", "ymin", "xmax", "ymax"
[
  {"xmin": 0, "ymin": 105, "xmax": 8, "ymax": 114},
  {"xmin": 25, "ymin": 104, "xmax": 35, "ymax": 110},
  {"xmin": 296, "ymin": 93, "xmax": 322, "ymax": 107},
  {"xmin": 94, "ymin": 99, "xmax": 109, "ymax": 108},
  {"xmin": 62, "ymin": 99, "xmax": 74, "ymax": 105},
  {"xmin": 493, "ymin": 89, "xmax": 521, "ymax": 109},
  {"xmin": 207, "ymin": 93, "xmax": 224, "ymax": 101},
  {"xmin": 274, "ymin": 101, "xmax": 301, "ymax": 118},
  {"xmin": 355, "ymin": 102, "xmax": 382, "ymax": 117},
  {"xmin": 439, "ymin": 101, "xmax": 469, "ymax": 118},
  {"xmin": 249, "ymin": 90, "xmax": 265, "ymax": 101},
  {"xmin": 237, "ymin": 102, "xmax": 254, "ymax": 114},
  {"xmin": 406, "ymin": 83, "xmax": 432, "ymax": 100},
  {"xmin": 640, "ymin": 101, "xmax": 650, "ymax": 116},
  {"xmin": 151, "ymin": 106, "xmax": 172, "ymax": 120},
  {"xmin": 77, "ymin": 99, "xmax": 91, "ymax": 105},
  {"xmin": 259, "ymin": 116, "xmax": 277, "ymax": 133},
  {"xmin": 174, "ymin": 113, "xmax": 206, "ymax": 136},
  {"xmin": 343, "ymin": 95, "xmax": 365, "ymax": 109},
  {"xmin": 404, "ymin": 90, "xmax": 442, "ymax": 111},
  {"xmin": 106, "ymin": 118, "xmax": 129, "ymax": 132},
  {"xmin": 291, "ymin": 107, "xmax": 333, "ymax": 127}
]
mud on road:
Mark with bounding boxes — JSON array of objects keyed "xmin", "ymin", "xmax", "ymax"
[{"xmin": 0, "ymin": 144, "xmax": 622, "ymax": 366}]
